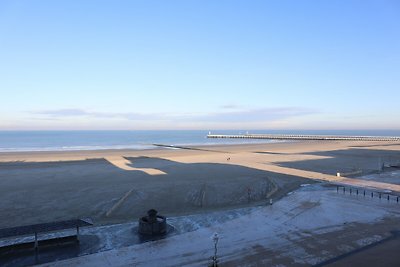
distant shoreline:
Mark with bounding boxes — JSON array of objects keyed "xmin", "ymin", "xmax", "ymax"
[
  {"xmin": 1, "ymin": 140, "xmax": 399, "ymax": 162},
  {"xmin": 0, "ymin": 140, "xmax": 283, "ymax": 154},
  {"xmin": 0, "ymin": 141, "xmax": 282, "ymax": 158},
  {"xmin": 2, "ymin": 130, "xmax": 400, "ymax": 153}
]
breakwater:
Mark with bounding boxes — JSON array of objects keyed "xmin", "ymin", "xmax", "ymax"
[{"xmin": 207, "ymin": 134, "xmax": 400, "ymax": 141}]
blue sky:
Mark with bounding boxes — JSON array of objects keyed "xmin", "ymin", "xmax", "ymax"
[{"xmin": 0, "ymin": 0, "xmax": 399, "ymax": 130}]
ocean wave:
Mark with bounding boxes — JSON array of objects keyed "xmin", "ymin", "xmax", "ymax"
[
  {"xmin": 0, "ymin": 130, "xmax": 289, "ymax": 153},
  {"xmin": 0, "ymin": 144, "xmax": 156, "ymax": 152}
]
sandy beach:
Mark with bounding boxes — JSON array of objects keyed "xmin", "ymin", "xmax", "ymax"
[
  {"xmin": 1, "ymin": 140, "xmax": 400, "ymax": 266},
  {"xmin": 1, "ymin": 140, "xmax": 400, "ymax": 229}
]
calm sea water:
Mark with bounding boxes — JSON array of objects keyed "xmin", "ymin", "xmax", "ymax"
[{"xmin": 0, "ymin": 130, "xmax": 399, "ymax": 152}]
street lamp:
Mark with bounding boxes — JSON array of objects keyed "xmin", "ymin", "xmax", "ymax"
[{"xmin": 212, "ymin": 232, "xmax": 219, "ymax": 267}]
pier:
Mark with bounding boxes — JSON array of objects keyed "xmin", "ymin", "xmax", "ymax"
[{"xmin": 207, "ymin": 134, "xmax": 400, "ymax": 141}]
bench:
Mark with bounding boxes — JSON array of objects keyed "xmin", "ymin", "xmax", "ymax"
[{"xmin": 0, "ymin": 218, "xmax": 93, "ymax": 254}]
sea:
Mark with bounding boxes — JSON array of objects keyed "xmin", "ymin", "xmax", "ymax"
[{"xmin": 0, "ymin": 130, "xmax": 399, "ymax": 152}]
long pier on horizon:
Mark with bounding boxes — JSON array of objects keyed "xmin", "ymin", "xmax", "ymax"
[{"xmin": 207, "ymin": 133, "xmax": 400, "ymax": 142}]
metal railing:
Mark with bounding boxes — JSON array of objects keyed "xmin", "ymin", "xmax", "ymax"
[{"xmin": 335, "ymin": 185, "xmax": 399, "ymax": 203}]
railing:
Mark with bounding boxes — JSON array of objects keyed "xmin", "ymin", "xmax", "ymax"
[{"xmin": 335, "ymin": 185, "xmax": 399, "ymax": 203}]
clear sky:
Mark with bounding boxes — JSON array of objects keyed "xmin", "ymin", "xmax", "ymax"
[{"xmin": 0, "ymin": 0, "xmax": 399, "ymax": 130}]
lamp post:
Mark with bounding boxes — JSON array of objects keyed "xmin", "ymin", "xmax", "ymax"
[{"xmin": 212, "ymin": 232, "xmax": 219, "ymax": 267}]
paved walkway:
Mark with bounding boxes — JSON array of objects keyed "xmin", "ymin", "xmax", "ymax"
[{"xmin": 38, "ymin": 185, "xmax": 400, "ymax": 267}]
